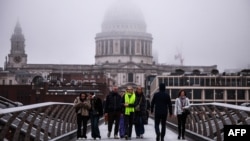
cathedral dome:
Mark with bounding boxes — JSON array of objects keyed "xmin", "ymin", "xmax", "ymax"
[
  {"xmin": 101, "ymin": 1, "xmax": 146, "ymax": 33},
  {"xmin": 95, "ymin": 0, "xmax": 153, "ymax": 65}
]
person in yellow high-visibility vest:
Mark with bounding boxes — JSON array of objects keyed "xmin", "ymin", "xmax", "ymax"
[{"xmin": 121, "ymin": 85, "xmax": 136, "ymax": 140}]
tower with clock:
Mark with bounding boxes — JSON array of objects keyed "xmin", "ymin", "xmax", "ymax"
[{"xmin": 6, "ymin": 21, "xmax": 27, "ymax": 69}]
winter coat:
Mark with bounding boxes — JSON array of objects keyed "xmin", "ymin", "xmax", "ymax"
[
  {"xmin": 151, "ymin": 83, "xmax": 173, "ymax": 115},
  {"xmin": 74, "ymin": 96, "xmax": 91, "ymax": 116},
  {"xmin": 104, "ymin": 91, "xmax": 122, "ymax": 113},
  {"xmin": 174, "ymin": 97, "xmax": 190, "ymax": 116},
  {"xmin": 90, "ymin": 97, "xmax": 104, "ymax": 117}
]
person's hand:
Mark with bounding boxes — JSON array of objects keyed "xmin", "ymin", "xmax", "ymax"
[
  {"xmin": 79, "ymin": 102, "xmax": 84, "ymax": 107},
  {"xmin": 124, "ymin": 103, "xmax": 128, "ymax": 107}
]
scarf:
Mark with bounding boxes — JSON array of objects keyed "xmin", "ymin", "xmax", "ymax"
[{"xmin": 180, "ymin": 96, "xmax": 186, "ymax": 107}]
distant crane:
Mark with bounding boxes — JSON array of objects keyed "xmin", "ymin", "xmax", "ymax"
[{"xmin": 174, "ymin": 50, "xmax": 184, "ymax": 66}]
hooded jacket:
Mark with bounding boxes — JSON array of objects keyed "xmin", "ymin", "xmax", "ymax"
[{"xmin": 151, "ymin": 83, "xmax": 173, "ymax": 115}]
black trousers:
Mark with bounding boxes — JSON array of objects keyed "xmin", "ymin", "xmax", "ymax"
[
  {"xmin": 124, "ymin": 112, "xmax": 135, "ymax": 137},
  {"xmin": 77, "ymin": 114, "xmax": 89, "ymax": 138},
  {"xmin": 107, "ymin": 111, "xmax": 121, "ymax": 135},
  {"xmin": 154, "ymin": 114, "xmax": 167, "ymax": 139},
  {"xmin": 177, "ymin": 114, "xmax": 187, "ymax": 137}
]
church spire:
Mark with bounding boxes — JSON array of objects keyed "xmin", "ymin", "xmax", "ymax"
[
  {"xmin": 11, "ymin": 20, "xmax": 25, "ymax": 41},
  {"xmin": 14, "ymin": 20, "xmax": 22, "ymax": 35}
]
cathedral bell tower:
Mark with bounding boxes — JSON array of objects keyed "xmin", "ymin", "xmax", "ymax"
[{"xmin": 6, "ymin": 21, "xmax": 27, "ymax": 69}]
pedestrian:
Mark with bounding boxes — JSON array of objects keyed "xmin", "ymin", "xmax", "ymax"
[
  {"xmin": 104, "ymin": 86, "xmax": 122, "ymax": 139},
  {"xmin": 73, "ymin": 92, "xmax": 91, "ymax": 140},
  {"xmin": 151, "ymin": 83, "xmax": 173, "ymax": 141},
  {"xmin": 134, "ymin": 86, "xmax": 147, "ymax": 138},
  {"xmin": 174, "ymin": 89, "xmax": 190, "ymax": 140},
  {"xmin": 89, "ymin": 93, "xmax": 103, "ymax": 140},
  {"xmin": 121, "ymin": 85, "xmax": 136, "ymax": 140}
]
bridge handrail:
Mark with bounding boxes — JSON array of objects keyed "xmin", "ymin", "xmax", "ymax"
[
  {"xmin": 167, "ymin": 102, "xmax": 250, "ymax": 141},
  {"xmin": 190, "ymin": 102, "xmax": 250, "ymax": 112},
  {"xmin": 0, "ymin": 102, "xmax": 73, "ymax": 114},
  {"xmin": 0, "ymin": 102, "xmax": 77, "ymax": 141}
]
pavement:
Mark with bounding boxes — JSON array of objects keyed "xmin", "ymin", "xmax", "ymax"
[{"xmin": 75, "ymin": 118, "xmax": 191, "ymax": 141}]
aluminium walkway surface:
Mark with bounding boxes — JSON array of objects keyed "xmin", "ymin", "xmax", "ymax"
[{"xmin": 75, "ymin": 118, "xmax": 192, "ymax": 141}]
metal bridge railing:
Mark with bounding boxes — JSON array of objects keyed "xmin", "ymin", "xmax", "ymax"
[
  {"xmin": 167, "ymin": 102, "xmax": 250, "ymax": 141},
  {"xmin": 0, "ymin": 102, "xmax": 77, "ymax": 141}
]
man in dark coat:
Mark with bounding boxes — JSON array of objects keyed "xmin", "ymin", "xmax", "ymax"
[
  {"xmin": 104, "ymin": 86, "xmax": 122, "ymax": 139},
  {"xmin": 151, "ymin": 83, "xmax": 173, "ymax": 141}
]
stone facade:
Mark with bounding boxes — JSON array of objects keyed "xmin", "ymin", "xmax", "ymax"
[{"xmin": 0, "ymin": 1, "xmax": 217, "ymax": 91}]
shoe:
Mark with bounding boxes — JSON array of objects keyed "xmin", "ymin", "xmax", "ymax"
[
  {"xmin": 114, "ymin": 135, "xmax": 119, "ymax": 139},
  {"xmin": 140, "ymin": 134, "xmax": 143, "ymax": 138},
  {"xmin": 125, "ymin": 135, "xmax": 128, "ymax": 140},
  {"xmin": 136, "ymin": 136, "xmax": 140, "ymax": 139},
  {"xmin": 182, "ymin": 136, "xmax": 185, "ymax": 140},
  {"xmin": 107, "ymin": 132, "xmax": 111, "ymax": 138},
  {"xmin": 178, "ymin": 136, "xmax": 180, "ymax": 140},
  {"xmin": 93, "ymin": 138, "xmax": 96, "ymax": 140}
]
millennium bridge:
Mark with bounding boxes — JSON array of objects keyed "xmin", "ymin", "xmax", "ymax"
[
  {"xmin": 0, "ymin": 102, "xmax": 250, "ymax": 141},
  {"xmin": 1, "ymin": 98, "xmax": 250, "ymax": 141}
]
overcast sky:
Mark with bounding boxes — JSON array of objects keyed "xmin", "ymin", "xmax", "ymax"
[{"xmin": 0, "ymin": 0, "xmax": 249, "ymax": 72}]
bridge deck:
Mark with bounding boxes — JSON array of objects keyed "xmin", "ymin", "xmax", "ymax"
[{"xmin": 74, "ymin": 118, "xmax": 192, "ymax": 141}]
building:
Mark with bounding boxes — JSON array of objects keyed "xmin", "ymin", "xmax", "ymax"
[
  {"xmin": 147, "ymin": 69, "xmax": 250, "ymax": 105},
  {"xmin": 0, "ymin": 1, "xmax": 218, "ymax": 103}
]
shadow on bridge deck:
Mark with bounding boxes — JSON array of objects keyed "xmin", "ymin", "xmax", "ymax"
[{"xmin": 72, "ymin": 118, "xmax": 193, "ymax": 141}]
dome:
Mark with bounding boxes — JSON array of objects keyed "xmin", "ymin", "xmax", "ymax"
[{"xmin": 102, "ymin": 0, "xmax": 146, "ymax": 33}]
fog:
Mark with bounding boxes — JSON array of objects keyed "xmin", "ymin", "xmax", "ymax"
[{"xmin": 0, "ymin": 0, "xmax": 249, "ymax": 72}]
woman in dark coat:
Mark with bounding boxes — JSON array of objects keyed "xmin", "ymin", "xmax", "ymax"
[{"xmin": 134, "ymin": 86, "xmax": 147, "ymax": 138}]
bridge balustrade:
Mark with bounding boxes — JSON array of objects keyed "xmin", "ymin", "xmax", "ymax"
[
  {"xmin": 0, "ymin": 102, "xmax": 77, "ymax": 141},
  {"xmin": 167, "ymin": 103, "xmax": 250, "ymax": 141}
]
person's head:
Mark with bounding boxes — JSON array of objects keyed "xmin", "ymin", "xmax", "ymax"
[
  {"xmin": 136, "ymin": 86, "xmax": 143, "ymax": 94},
  {"xmin": 79, "ymin": 92, "xmax": 87, "ymax": 101},
  {"xmin": 126, "ymin": 85, "xmax": 133, "ymax": 94},
  {"xmin": 112, "ymin": 86, "xmax": 118, "ymax": 92},
  {"xmin": 178, "ymin": 89, "xmax": 186, "ymax": 98},
  {"xmin": 89, "ymin": 92, "xmax": 96, "ymax": 99},
  {"xmin": 159, "ymin": 83, "xmax": 166, "ymax": 91}
]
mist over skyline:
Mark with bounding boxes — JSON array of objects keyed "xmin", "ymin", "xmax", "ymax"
[{"xmin": 0, "ymin": 0, "xmax": 249, "ymax": 72}]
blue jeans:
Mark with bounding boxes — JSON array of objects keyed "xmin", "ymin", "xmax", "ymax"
[
  {"xmin": 90, "ymin": 114, "xmax": 100, "ymax": 138},
  {"xmin": 134, "ymin": 116, "xmax": 145, "ymax": 136}
]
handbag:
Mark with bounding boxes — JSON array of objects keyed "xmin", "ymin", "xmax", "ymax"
[
  {"xmin": 183, "ymin": 109, "xmax": 190, "ymax": 115},
  {"xmin": 135, "ymin": 97, "xmax": 142, "ymax": 111}
]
